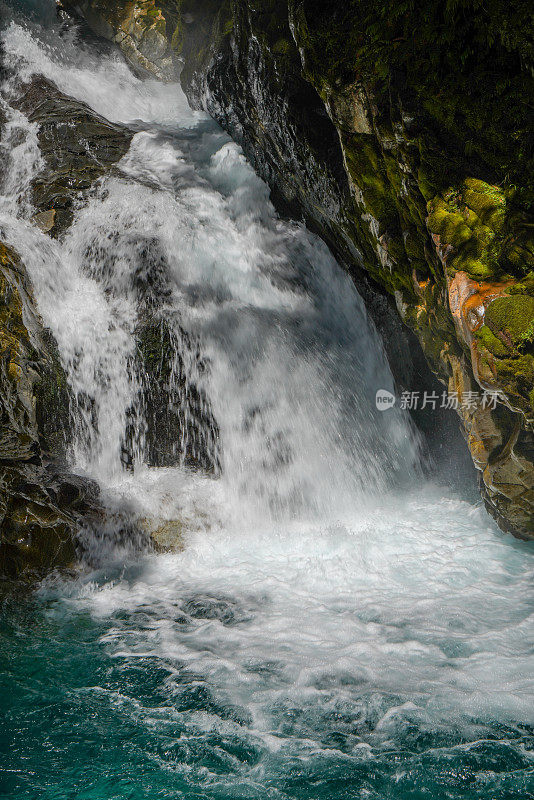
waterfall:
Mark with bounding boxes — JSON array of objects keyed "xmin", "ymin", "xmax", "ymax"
[
  {"xmin": 0, "ymin": 15, "xmax": 420, "ymax": 535},
  {"xmin": 1, "ymin": 10, "xmax": 533, "ymax": 800}
]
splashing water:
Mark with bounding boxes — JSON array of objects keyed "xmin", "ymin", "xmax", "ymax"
[{"xmin": 0, "ymin": 10, "xmax": 533, "ymax": 800}]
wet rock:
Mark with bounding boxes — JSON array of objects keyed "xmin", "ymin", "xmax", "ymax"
[
  {"xmin": 77, "ymin": 222, "xmax": 221, "ymax": 473},
  {"xmin": 0, "ymin": 241, "xmax": 99, "ymax": 581},
  {"xmin": 32, "ymin": 209, "xmax": 56, "ymax": 233},
  {"xmin": 134, "ymin": 316, "xmax": 221, "ymax": 473},
  {"xmin": 138, "ymin": 516, "xmax": 184, "ymax": 551},
  {"xmin": 12, "ymin": 76, "xmax": 132, "ymax": 236},
  {"xmin": 60, "ymin": 0, "xmax": 177, "ymax": 81},
  {"xmin": 446, "ymin": 353, "xmax": 534, "ymax": 538}
]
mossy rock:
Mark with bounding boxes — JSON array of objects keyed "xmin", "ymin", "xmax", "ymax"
[
  {"xmin": 34, "ymin": 330, "xmax": 72, "ymax": 461},
  {"xmin": 485, "ymin": 295, "xmax": 534, "ymax": 351},
  {"xmin": 427, "ymin": 179, "xmax": 533, "ymax": 281},
  {"xmin": 462, "ymin": 178, "xmax": 506, "ymax": 230},
  {"xmin": 171, "ymin": 19, "xmax": 184, "ymax": 52},
  {"xmin": 493, "ymin": 353, "xmax": 534, "ymax": 416},
  {"xmin": 0, "ymin": 242, "xmax": 100, "ymax": 580},
  {"xmin": 293, "ymin": 0, "xmax": 534, "ymax": 185},
  {"xmin": 474, "ymin": 293, "xmax": 534, "ymax": 415},
  {"xmin": 475, "ymin": 324, "xmax": 510, "ymax": 359},
  {"xmin": 509, "ymin": 272, "xmax": 534, "ymax": 297}
]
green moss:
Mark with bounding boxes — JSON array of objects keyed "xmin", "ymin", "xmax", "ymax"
[
  {"xmin": 463, "ymin": 178, "xmax": 506, "ymax": 230},
  {"xmin": 494, "ymin": 353, "xmax": 534, "ymax": 410},
  {"xmin": 475, "ymin": 324, "xmax": 510, "ymax": 358},
  {"xmin": 485, "ymin": 295, "xmax": 534, "ymax": 349},
  {"xmin": 343, "ymin": 136, "xmax": 399, "ymax": 230},
  {"xmin": 427, "ymin": 203, "xmax": 472, "ymax": 247},
  {"xmin": 222, "ymin": 16, "xmax": 234, "ymax": 36},
  {"xmin": 171, "ymin": 20, "xmax": 183, "ymax": 52},
  {"xmin": 425, "ymin": 179, "xmax": 530, "ymax": 280},
  {"xmin": 510, "ymin": 272, "xmax": 534, "ymax": 296},
  {"xmin": 273, "ymin": 37, "xmax": 291, "ymax": 56},
  {"xmin": 293, "ymin": 0, "xmax": 534, "ymax": 189}
]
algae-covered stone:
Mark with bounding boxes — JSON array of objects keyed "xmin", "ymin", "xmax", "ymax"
[
  {"xmin": 485, "ymin": 295, "xmax": 534, "ymax": 351},
  {"xmin": 426, "ymin": 181, "xmax": 514, "ymax": 280},
  {"xmin": 472, "ymin": 293, "xmax": 534, "ymax": 419},
  {"xmin": 475, "ymin": 324, "xmax": 509, "ymax": 359},
  {"xmin": 61, "ymin": 0, "xmax": 177, "ymax": 80}
]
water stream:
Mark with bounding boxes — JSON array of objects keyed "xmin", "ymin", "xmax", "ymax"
[{"xmin": 0, "ymin": 7, "xmax": 533, "ymax": 799}]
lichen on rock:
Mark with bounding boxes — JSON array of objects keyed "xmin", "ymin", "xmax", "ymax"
[{"xmin": 60, "ymin": 0, "xmax": 178, "ymax": 80}]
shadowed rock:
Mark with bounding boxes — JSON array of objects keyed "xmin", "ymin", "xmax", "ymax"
[{"xmin": 0, "ymin": 241, "xmax": 100, "ymax": 581}]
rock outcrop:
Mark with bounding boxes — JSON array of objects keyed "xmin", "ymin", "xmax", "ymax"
[
  {"xmin": 0, "ymin": 241, "xmax": 99, "ymax": 581},
  {"xmin": 65, "ymin": 0, "xmax": 534, "ymax": 538},
  {"xmin": 12, "ymin": 75, "xmax": 133, "ymax": 236},
  {"xmin": 0, "ymin": 75, "xmax": 135, "ymax": 579},
  {"xmin": 59, "ymin": 0, "xmax": 178, "ymax": 80}
]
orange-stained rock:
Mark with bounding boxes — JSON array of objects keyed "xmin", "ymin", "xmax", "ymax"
[{"xmin": 448, "ymin": 271, "xmax": 514, "ymax": 346}]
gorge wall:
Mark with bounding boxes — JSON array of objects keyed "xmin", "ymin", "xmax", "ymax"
[{"xmin": 58, "ymin": 0, "xmax": 534, "ymax": 539}]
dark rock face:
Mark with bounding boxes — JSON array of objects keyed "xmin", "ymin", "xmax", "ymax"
[
  {"xmin": 0, "ymin": 72, "xmax": 138, "ymax": 580},
  {"xmin": 70, "ymin": 0, "xmax": 534, "ymax": 537},
  {"xmin": 12, "ymin": 76, "xmax": 132, "ymax": 236},
  {"xmin": 135, "ymin": 317, "xmax": 221, "ymax": 473},
  {"xmin": 0, "ymin": 242, "xmax": 99, "ymax": 581},
  {"xmin": 0, "ymin": 74, "xmax": 135, "ymax": 580}
]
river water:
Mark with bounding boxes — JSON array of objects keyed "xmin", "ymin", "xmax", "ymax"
[{"xmin": 0, "ymin": 6, "xmax": 533, "ymax": 799}]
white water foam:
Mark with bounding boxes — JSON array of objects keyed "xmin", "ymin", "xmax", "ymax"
[{"xmin": 56, "ymin": 488, "xmax": 533, "ymax": 740}]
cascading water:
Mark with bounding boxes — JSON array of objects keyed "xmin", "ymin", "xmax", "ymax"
[{"xmin": 1, "ymin": 7, "xmax": 533, "ymax": 800}]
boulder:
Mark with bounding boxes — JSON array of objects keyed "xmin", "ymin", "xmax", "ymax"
[
  {"xmin": 59, "ymin": 0, "xmax": 178, "ymax": 81},
  {"xmin": 12, "ymin": 76, "xmax": 132, "ymax": 236}
]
